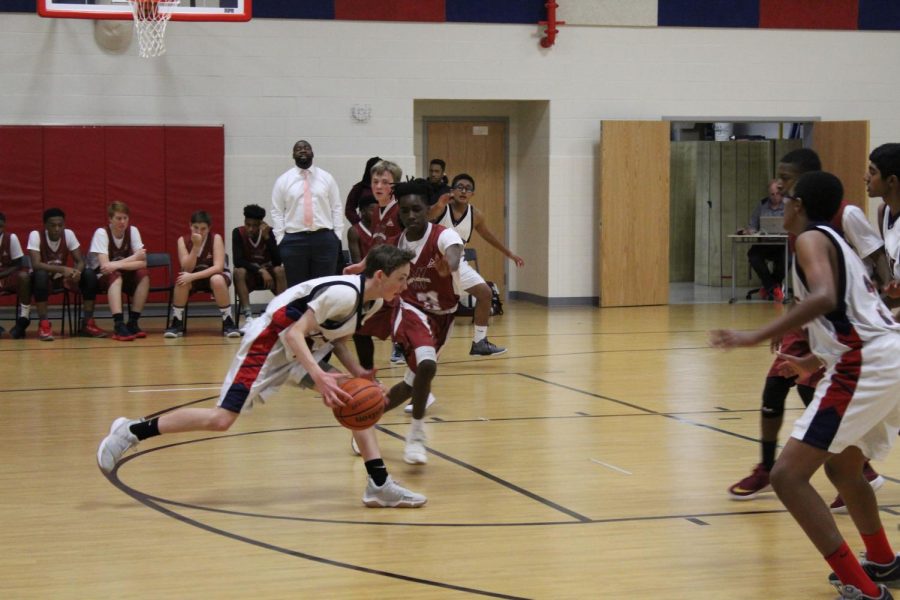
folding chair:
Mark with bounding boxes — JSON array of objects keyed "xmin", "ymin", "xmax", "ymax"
[{"xmin": 131, "ymin": 252, "xmax": 174, "ymax": 327}]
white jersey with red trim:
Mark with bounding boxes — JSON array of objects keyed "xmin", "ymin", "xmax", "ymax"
[{"xmin": 793, "ymin": 224, "xmax": 900, "ymax": 368}]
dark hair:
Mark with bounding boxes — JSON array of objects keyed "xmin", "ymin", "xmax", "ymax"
[
  {"xmin": 357, "ymin": 194, "xmax": 377, "ymax": 212},
  {"xmin": 363, "ymin": 244, "xmax": 415, "ymax": 277},
  {"xmin": 430, "ymin": 159, "xmax": 446, "ymax": 171},
  {"xmin": 393, "ymin": 178, "xmax": 431, "ymax": 202},
  {"xmin": 191, "ymin": 210, "xmax": 211, "ymax": 225},
  {"xmin": 779, "ymin": 148, "xmax": 821, "ymax": 174},
  {"xmin": 243, "ymin": 204, "xmax": 266, "ymax": 220},
  {"xmin": 43, "ymin": 207, "xmax": 65, "ymax": 223},
  {"xmin": 451, "ymin": 173, "xmax": 475, "ymax": 189},
  {"xmin": 794, "ymin": 171, "xmax": 843, "ymax": 222},
  {"xmin": 869, "ymin": 144, "xmax": 900, "ymax": 180},
  {"xmin": 361, "ymin": 156, "xmax": 382, "ymax": 186}
]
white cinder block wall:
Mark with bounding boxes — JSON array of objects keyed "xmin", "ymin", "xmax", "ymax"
[{"xmin": 3, "ymin": 14, "xmax": 900, "ymax": 302}]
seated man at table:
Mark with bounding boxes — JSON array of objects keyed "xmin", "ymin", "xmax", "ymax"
[{"xmin": 737, "ymin": 179, "xmax": 785, "ymax": 301}]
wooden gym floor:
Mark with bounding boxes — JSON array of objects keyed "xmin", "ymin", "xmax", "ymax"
[{"xmin": 2, "ymin": 301, "xmax": 899, "ymax": 599}]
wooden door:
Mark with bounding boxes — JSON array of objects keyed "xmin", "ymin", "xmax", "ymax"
[
  {"xmin": 811, "ymin": 121, "xmax": 870, "ymax": 209},
  {"xmin": 599, "ymin": 121, "xmax": 670, "ymax": 307},
  {"xmin": 426, "ymin": 120, "xmax": 508, "ymax": 293}
]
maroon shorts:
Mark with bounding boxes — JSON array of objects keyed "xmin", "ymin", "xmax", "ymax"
[
  {"xmin": 190, "ymin": 270, "xmax": 233, "ymax": 294},
  {"xmin": 768, "ymin": 329, "xmax": 825, "ymax": 387},
  {"xmin": 392, "ymin": 303, "xmax": 455, "ymax": 373},
  {"xmin": 96, "ymin": 268, "xmax": 149, "ymax": 295},
  {"xmin": 0, "ymin": 269, "xmax": 27, "ymax": 293},
  {"xmin": 242, "ymin": 266, "xmax": 278, "ymax": 293},
  {"xmin": 357, "ymin": 300, "xmax": 397, "ymax": 341}
]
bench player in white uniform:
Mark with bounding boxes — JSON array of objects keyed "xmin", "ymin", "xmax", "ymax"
[
  {"xmin": 712, "ymin": 172, "xmax": 900, "ymax": 600},
  {"xmin": 429, "ymin": 173, "xmax": 524, "ymax": 356},
  {"xmin": 97, "ymin": 245, "xmax": 427, "ymax": 508}
]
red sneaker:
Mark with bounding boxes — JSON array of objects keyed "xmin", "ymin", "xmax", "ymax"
[
  {"xmin": 81, "ymin": 318, "xmax": 108, "ymax": 338},
  {"xmin": 772, "ymin": 287, "xmax": 785, "ymax": 302},
  {"xmin": 728, "ymin": 463, "xmax": 773, "ymax": 500},
  {"xmin": 112, "ymin": 322, "xmax": 135, "ymax": 342},
  {"xmin": 830, "ymin": 464, "xmax": 886, "ymax": 513},
  {"xmin": 758, "ymin": 288, "xmax": 771, "ymax": 300},
  {"xmin": 38, "ymin": 319, "xmax": 54, "ymax": 342}
]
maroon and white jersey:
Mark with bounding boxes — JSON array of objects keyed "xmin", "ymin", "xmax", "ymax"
[
  {"xmin": 0, "ymin": 232, "xmax": 24, "ymax": 268},
  {"xmin": 794, "ymin": 225, "xmax": 900, "ymax": 368},
  {"xmin": 237, "ymin": 226, "xmax": 274, "ymax": 267},
  {"xmin": 398, "ymin": 223, "xmax": 462, "ymax": 315},
  {"xmin": 371, "ymin": 200, "xmax": 402, "ymax": 244},
  {"xmin": 87, "ymin": 225, "xmax": 144, "ymax": 270},
  {"xmin": 185, "ymin": 233, "xmax": 230, "ymax": 274},
  {"xmin": 27, "ymin": 229, "xmax": 80, "ymax": 267},
  {"xmin": 352, "ymin": 222, "xmax": 377, "ymax": 258}
]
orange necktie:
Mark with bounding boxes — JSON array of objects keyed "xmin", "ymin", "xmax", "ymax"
[{"xmin": 303, "ymin": 170, "xmax": 314, "ymax": 228}]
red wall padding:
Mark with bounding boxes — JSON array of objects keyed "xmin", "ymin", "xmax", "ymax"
[
  {"xmin": 0, "ymin": 125, "xmax": 224, "ymax": 305},
  {"xmin": 760, "ymin": 0, "xmax": 859, "ymax": 30}
]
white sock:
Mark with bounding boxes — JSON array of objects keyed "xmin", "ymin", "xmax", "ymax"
[
  {"xmin": 18, "ymin": 304, "xmax": 31, "ymax": 320},
  {"xmin": 473, "ymin": 325, "xmax": 488, "ymax": 343},
  {"xmin": 172, "ymin": 306, "xmax": 185, "ymax": 320},
  {"xmin": 242, "ymin": 307, "xmax": 252, "ymax": 317},
  {"xmin": 410, "ymin": 417, "xmax": 425, "ymax": 434},
  {"xmin": 220, "ymin": 306, "xmax": 232, "ymax": 321}
]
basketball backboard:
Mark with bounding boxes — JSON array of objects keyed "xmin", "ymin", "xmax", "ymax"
[{"xmin": 38, "ymin": 0, "xmax": 251, "ymax": 22}]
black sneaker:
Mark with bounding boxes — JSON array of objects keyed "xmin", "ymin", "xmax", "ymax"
[
  {"xmin": 469, "ymin": 338, "xmax": 507, "ymax": 356},
  {"xmin": 0, "ymin": 325, "xmax": 5, "ymax": 337},
  {"xmin": 830, "ymin": 555, "xmax": 900, "ymax": 590},
  {"xmin": 10, "ymin": 317, "xmax": 29, "ymax": 339},
  {"xmin": 222, "ymin": 316, "xmax": 242, "ymax": 338},
  {"xmin": 112, "ymin": 322, "xmax": 136, "ymax": 342},
  {"xmin": 834, "ymin": 584, "xmax": 893, "ymax": 599},
  {"xmin": 164, "ymin": 317, "xmax": 184, "ymax": 338},
  {"xmin": 126, "ymin": 321, "xmax": 146, "ymax": 339}
]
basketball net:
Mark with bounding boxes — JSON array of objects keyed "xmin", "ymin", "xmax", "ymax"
[{"xmin": 128, "ymin": 0, "xmax": 180, "ymax": 58}]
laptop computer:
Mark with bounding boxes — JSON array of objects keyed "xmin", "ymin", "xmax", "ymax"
[{"xmin": 759, "ymin": 215, "xmax": 786, "ymax": 235}]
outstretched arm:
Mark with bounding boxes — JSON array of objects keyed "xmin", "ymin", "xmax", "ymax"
[{"xmin": 472, "ymin": 208, "xmax": 524, "ymax": 267}]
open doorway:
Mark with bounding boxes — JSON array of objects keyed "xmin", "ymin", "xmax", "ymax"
[{"xmin": 667, "ymin": 119, "xmax": 810, "ymax": 304}]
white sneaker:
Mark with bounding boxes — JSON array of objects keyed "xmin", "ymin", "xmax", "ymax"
[
  {"xmin": 97, "ymin": 417, "xmax": 140, "ymax": 473},
  {"xmin": 404, "ymin": 393, "xmax": 437, "ymax": 414},
  {"xmin": 363, "ymin": 475, "xmax": 427, "ymax": 508},
  {"xmin": 239, "ymin": 314, "xmax": 254, "ymax": 334},
  {"xmin": 403, "ymin": 426, "xmax": 428, "ymax": 465},
  {"xmin": 350, "ymin": 435, "xmax": 361, "ymax": 456}
]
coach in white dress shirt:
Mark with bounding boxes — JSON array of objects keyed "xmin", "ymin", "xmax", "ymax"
[{"xmin": 271, "ymin": 140, "xmax": 344, "ymax": 287}]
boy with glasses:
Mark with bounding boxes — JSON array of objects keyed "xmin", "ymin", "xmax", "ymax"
[{"xmin": 429, "ymin": 173, "xmax": 524, "ymax": 356}]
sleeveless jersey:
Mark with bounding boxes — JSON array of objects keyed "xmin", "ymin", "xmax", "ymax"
[
  {"xmin": 186, "ymin": 233, "xmax": 230, "ymax": 273},
  {"xmin": 263, "ymin": 275, "xmax": 379, "ymax": 351},
  {"xmin": 794, "ymin": 224, "xmax": 900, "ymax": 368},
  {"xmin": 371, "ymin": 200, "xmax": 402, "ymax": 244},
  {"xmin": 399, "ymin": 223, "xmax": 458, "ymax": 314},
  {"xmin": 237, "ymin": 226, "xmax": 273, "ymax": 267},
  {"xmin": 882, "ymin": 205, "xmax": 900, "ymax": 280},
  {"xmin": 40, "ymin": 230, "xmax": 70, "ymax": 267},
  {"xmin": 106, "ymin": 225, "xmax": 133, "ymax": 261},
  {"xmin": 436, "ymin": 203, "xmax": 474, "ymax": 244},
  {"xmin": 0, "ymin": 233, "xmax": 11, "ymax": 268},
  {"xmin": 352, "ymin": 222, "xmax": 377, "ymax": 258}
]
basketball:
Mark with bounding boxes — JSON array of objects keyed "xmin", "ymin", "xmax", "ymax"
[{"xmin": 333, "ymin": 378, "xmax": 386, "ymax": 431}]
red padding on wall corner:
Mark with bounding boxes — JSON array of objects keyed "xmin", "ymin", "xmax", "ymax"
[
  {"xmin": 43, "ymin": 126, "xmax": 106, "ymax": 247},
  {"xmin": 760, "ymin": 0, "xmax": 858, "ymax": 30},
  {"xmin": 164, "ymin": 127, "xmax": 225, "ymax": 259},
  {"xmin": 0, "ymin": 126, "xmax": 44, "ymax": 242}
]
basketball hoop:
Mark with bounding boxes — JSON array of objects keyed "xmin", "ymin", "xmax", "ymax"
[{"xmin": 128, "ymin": 0, "xmax": 180, "ymax": 58}]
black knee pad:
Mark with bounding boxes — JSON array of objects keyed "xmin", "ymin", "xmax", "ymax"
[{"xmin": 761, "ymin": 376, "xmax": 793, "ymax": 419}]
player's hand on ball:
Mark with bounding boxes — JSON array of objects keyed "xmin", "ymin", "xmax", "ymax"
[{"xmin": 315, "ymin": 370, "xmax": 353, "ymax": 408}]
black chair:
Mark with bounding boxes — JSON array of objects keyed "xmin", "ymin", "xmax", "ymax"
[{"xmin": 130, "ymin": 252, "xmax": 174, "ymax": 327}]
